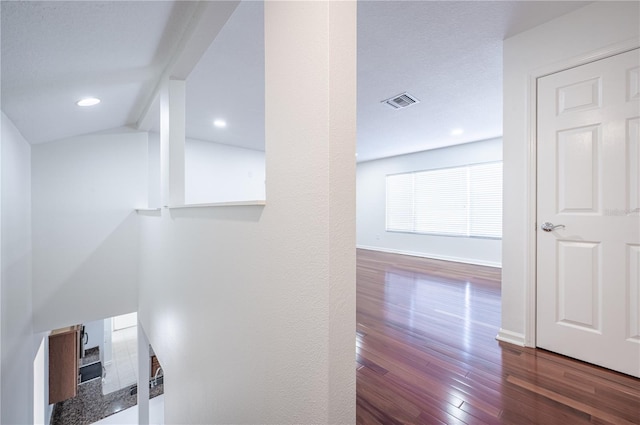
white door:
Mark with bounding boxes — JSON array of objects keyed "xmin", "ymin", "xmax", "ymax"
[{"xmin": 537, "ymin": 48, "xmax": 640, "ymax": 377}]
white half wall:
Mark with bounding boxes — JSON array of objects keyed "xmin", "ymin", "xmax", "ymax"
[
  {"xmin": 1, "ymin": 111, "xmax": 34, "ymax": 424},
  {"xmin": 31, "ymin": 129, "xmax": 147, "ymax": 332},
  {"xmin": 185, "ymin": 138, "xmax": 265, "ymax": 204},
  {"xmin": 357, "ymin": 138, "xmax": 502, "ymax": 267},
  {"xmin": 137, "ymin": 2, "xmax": 356, "ymax": 423},
  {"xmin": 502, "ymin": 1, "xmax": 640, "ymax": 346}
]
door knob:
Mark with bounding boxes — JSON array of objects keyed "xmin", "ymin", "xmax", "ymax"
[{"xmin": 541, "ymin": 222, "xmax": 565, "ymax": 232}]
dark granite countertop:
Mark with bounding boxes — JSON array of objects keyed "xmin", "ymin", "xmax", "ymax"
[{"xmin": 51, "ymin": 347, "xmax": 163, "ymax": 425}]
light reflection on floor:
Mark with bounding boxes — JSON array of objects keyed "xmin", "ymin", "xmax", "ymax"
[{"xmin": 383, "ymin": 269, "xmax": 500, "ymax": 357}]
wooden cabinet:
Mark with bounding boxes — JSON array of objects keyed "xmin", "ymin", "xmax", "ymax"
[
  {"xmin": 49, "ymin": 325, "xmax": 80, "ymax": 404},
  {"xmin": 151, "ymin": 355, "xmax": 161, "ymax": 379}
]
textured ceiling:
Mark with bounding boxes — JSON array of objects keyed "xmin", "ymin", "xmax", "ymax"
[
  {"xmin": 1, "ymin": 0, "xmax": 590, "ymax": 160},
  {"xmin": 355, "ymin": 0, "xmax": 591, "ymax": 161}
]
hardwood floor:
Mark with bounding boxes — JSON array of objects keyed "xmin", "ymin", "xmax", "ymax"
[{"xmin": 356, "ymin": 249, "xmax": 640, "ymax": 424}]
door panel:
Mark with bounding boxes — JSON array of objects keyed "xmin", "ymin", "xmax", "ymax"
[
  {"xmin": 557, "ymin": 125, "xmax": 599, "ymax": 212},
  {"xmin": 557, "ymin": 240, "xmax": 600, "ymax": 331},
  {"xmin": 537, "ymin": 48, "xmax": 640, "ymax": 377},
  {"xmin": 628, "ymin": 117, "xmax": 640, "ymax": 212},
  {"xmin": 629, "ymin": 244, "xmax": 640, "ymax": 342}
]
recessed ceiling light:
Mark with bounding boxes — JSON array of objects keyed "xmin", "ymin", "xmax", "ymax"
[
  {"xmin": 213, "ymin": 119, "xmax": 227, "ymax": 128},
  {"xmin": 451, "ymin": 128, "xmax": 464, "ymax": 136},
  {"xmin": 76, "ymin": 97, "xmax": 101, "ymax": 107}
]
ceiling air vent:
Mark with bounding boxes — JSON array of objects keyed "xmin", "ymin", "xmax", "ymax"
[{"xmin": 381, "ymin": 92, "xmax": 420, "ymax": 109}]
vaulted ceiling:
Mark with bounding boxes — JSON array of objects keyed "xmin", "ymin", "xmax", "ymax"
[
  {"xmin": 1, "ymin": 1, "xmax": 590, "ymax": 161},
  {"xmin": 1, "ymin": 1, "xmax": 198, "ymax": 144}
]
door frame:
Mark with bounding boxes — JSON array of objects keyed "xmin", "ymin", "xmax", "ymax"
[{"xmin": 523, "ymin": 38, "xmax": 640, "ymax": 347}]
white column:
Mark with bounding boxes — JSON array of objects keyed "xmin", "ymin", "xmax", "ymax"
[
  {"xmin": 326, "ymin": 2, "xmax": 357, "ymax": 421},
  {"xmin": 264, "ymin": 1, "xmax": 357, "ymax": 422},
  {"xmin": 137, "ymin": 320, "xmax": 150, "ymax": 425}
]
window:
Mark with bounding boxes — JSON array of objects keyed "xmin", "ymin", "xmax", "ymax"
[{"xmin": 386, "ymin": 162, "xmax": 502, "ymax": 238}]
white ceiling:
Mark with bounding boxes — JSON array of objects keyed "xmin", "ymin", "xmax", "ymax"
[
  {"xmin": 356, "ymin": 0, "xmax": 590, "ymax": 161},
  {"xmin": 1, "ymin": 1, "xmax": 198, "ymax": 144},
  {"xmin": 1, "ymin": 1, "xmax": 590, "ymax": 160}
]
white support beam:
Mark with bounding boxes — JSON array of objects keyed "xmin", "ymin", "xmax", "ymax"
[
  {"xmin": 169, "ymin": 1, "xmax": 240, "ymax": 80},
  {"xmin": 160, "ymin": 80, "xmax": 186, "ymax": 207},
  {"xmin": 136, "ymin": 1, "xmax": 240, "ymax": 131}
]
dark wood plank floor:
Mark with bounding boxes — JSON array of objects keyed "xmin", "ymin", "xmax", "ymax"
[{"xmin": 356, "ymin": 249, "xmax": 640, "ymax": 425}]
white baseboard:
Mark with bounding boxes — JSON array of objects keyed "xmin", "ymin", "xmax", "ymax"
[
  {"xmin": 495, "ymin": 328, "xmax": 526, "ymax": 347},
  {"xmin": 356, "ymin": 245, "xmax": 502, "ymax": 268}
]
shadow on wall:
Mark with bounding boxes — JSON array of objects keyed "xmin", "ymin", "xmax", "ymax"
[
  {"xmin": 32, "ymin": 212, "xmax": 140, "ymax": 331},
  {"xmin": 168, "ymin": 205, "xmax": 265, "ymax": 222}
]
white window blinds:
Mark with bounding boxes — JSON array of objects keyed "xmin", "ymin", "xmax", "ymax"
[{"xmin": 385, "ymin": 162, "xmax": 502, "ymax": 238}]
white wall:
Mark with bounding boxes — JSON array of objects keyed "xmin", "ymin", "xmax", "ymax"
[
  {"xmin": 1, "ymin": 111, "xmax": 34, "ymax": 424},
  {"xmin": 185, "ymin": 138, "xmax": 265, "ymax": 204},
  {"xmin": 33, "ymin": 332, "xmax": 53, "ymax": 425},
  {"xmin": 501, "ymin": 1, "xmax": 640, "ymax": 345},
  {"xmin": 357, "ymin": 138, "xmax": 502, "ymax": 267},
  {"xmin": 137, "ymin": 2, "xmax": 356, "ymax": 423},
  {"xmin": 113, "ymin": 312, "xmax": 137, "ymax": 330},
  {"xmin": 31, "ymin": 129, "xmax": 147, "ymax": 332},
  {"xmin": 83, "ymin": 318, "xmax": 105, "ymax": 351}
]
